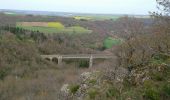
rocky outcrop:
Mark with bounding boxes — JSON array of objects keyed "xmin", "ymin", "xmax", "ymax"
[{"xmin": 60, "ymin": 67, "xmax": 128, "ymax": 100}]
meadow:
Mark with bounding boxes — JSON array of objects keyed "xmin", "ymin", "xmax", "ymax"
[{"xmin": 103, "ymin": 37, "xmax": 122, "ymax": 49}]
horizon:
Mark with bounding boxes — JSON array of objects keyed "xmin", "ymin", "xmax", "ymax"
[
  {"xmin": 0, "ymin": 8, "xmax": 151, "ymax": 16},
  {"xmin": 0, "ymin": 0, "xmax": 157, "ymax": 15}
]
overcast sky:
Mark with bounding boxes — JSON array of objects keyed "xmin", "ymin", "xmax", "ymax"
[{"xmin": 0, "ymin": 0, "xmax": 157, "ymax": 14}]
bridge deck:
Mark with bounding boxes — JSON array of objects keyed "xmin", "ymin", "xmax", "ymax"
[{"xmin": 41, "ymin": 54, "xmax": 115, "ymax": 59}]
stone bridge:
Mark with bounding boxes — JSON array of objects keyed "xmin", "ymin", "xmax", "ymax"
[{"xmin": 41, "ymin": 54, "xmax": 115, "ymax": 68}]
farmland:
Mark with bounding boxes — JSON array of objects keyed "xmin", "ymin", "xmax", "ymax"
[
  {"xmin": 16, "ymin": 22, "xmax": 92, "ymax": 34},
  {"xmin": 73, "ymin": 15, "xmax": 121, "ymax": 21}
]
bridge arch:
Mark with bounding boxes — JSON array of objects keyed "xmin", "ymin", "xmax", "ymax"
[
  {"xmin": 45, "ymin": 58, "xmax": 51, "ymax": 61},
  {"xmin": 52, "ymin": 57, "xmax": 58, "ymax": 63}
]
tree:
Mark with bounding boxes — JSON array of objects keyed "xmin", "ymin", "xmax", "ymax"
[
  {"xmin": 116, "ymin": 0, "xmax": 170, "ymax": 70},
  {"xmin": 153, "ymin": 0, "xmax": 170, "ymax": 16},
  {"xmin": 150, "ymin": 0, "xmax": 170, "ymax": 53},
  {"xmin": 114, "ymin": 16, "xmax": 144, "ymax": 40}
]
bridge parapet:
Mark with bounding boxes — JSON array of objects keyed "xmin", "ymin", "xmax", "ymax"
[{"xmin": 41, "ymin": 54, "xmax": 114, "ymax": 58}]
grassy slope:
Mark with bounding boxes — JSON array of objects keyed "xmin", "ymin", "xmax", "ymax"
[{"xmin": 103, "ymin": 37, "xmax": 122, "ymax": 49}]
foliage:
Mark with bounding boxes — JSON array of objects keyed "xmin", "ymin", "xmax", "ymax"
[
  {"xmin": 0, "ymin": 67, "xmax": 10, "ymax": 80},
  {"xmin": 163, "ymin": 83, "xmax": 170, "ymax": 97},
  {"xmin": 69, "ymin": 84, "xmax": 80, "ymax": 94},
  {"xmin": 143, "ymin": 81, "xmax": 160, "ymax": 100},
  {"xmin": 88, "ymin": 79, "xmax": 97, "ymax": 85},
  {"xmin": 106, "ymin": 86, "xmax": 119, "ymax": 98},
  {"xmin": 87, "ymin": 88, "xmax": 99, "ymax": 99}
]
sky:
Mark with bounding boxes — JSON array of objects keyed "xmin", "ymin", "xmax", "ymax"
[{"xmin": 0, "ymin": 0, "xmax": 157, "ymax": 15}]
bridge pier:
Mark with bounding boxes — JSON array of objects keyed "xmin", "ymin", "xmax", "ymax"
[
  {"xmin": 89, "ymin": 56, "xmax": 93, "ymax": 68},
  {"xmin": 58, "ymin": 56, "xmax": 62, "ymax": 65}
]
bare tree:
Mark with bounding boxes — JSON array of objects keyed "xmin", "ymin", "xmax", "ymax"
[
  {"xmin": 150, "ymin": 0, "xmax": 170, "ymax": 53},
  {"xmin": 115, "ymin": 16, "xmax": 144, "ymax": 40}
]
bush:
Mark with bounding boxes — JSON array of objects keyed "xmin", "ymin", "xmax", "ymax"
[
  {"xmin": 0, "ymin": 67, "xmax": 10, "ymax": 80},
  {"xmin": 163, "ymin": 83, "xmax": 170, "ymax": 97},
  {"xmin": 143, "ymin": 88, "xmax": 160, "ymax": 100},
  {"xmin": 87, "ymin": 88, "xmax": 99, "ymax": 99},
  {"xmin": 151, "ymin": 72, "xmax": 164, "ymax": 81},
  {"xmin": 88, "ymin": 79, "xmax": 97, "ymax": 85},
  {"xmin": 106, "ymin": 87, "xmax": 119, "ymax": 98},
  {"xmin": 143, "ymin": 81, "xmax": 160, "ymax": 100},
  {"xmin": 154, "ymin": 54, "xmax": 170, "ymax": 61},
  {"xmin": 69, "ymin": 84, "xmax": 80, "ymax": 94}
]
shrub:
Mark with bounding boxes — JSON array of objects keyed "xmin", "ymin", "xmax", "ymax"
[
  {"xmin": 106, "ymin": 87, "xmax": 119, "ymax": 98},
  {"xmin": 69, "ymin": 84, "xmax": 80, "ymax": 94},
  {"xmin": 143, "ymin": 81, "xmax": 160, "ymax": 100},
  {"xmin": 0, "ymin": 67, "xmax": 10, "ymax": 80},
  {"xmin": 88, "ymin": 79, "xmax": 97, "ymax": 85},
  {"xmin": 163, "ymin": 83, "xmax": 170, "ymax": 96},
  {"xmin": 143, "ymin": 88, "xmax": 160, "ymax": 100},
  {"xmin": 87, "ymin": 88, "xmax": 98, "ymax": 99},
  {"xmin": 151, "ymin": 72, "xmax": 164, "ymax": 81}
]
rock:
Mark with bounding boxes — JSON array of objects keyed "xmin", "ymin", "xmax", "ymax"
[
  {"xmin": 61, "ymin": 84, "xmax": 70, "ymax": 94},
  {"xmin": 102, "ymin": 67, "xmax": 128, "ymax": 83},
  {"xmin": 80, "ymin": 72, "xmax": 92, "ymax": 82}
]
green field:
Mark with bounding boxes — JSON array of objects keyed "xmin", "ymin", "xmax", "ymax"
[
  {"xmin": 47, "ymin": 22, "xmax": 65, "ymax": 29},
  {"xmin": 16, "ymin": 23, "xmax": 92, "ymax": 34},
  {"xmin": 103, "ymin": 37, "xmax": 122, "ymax": 49}
]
